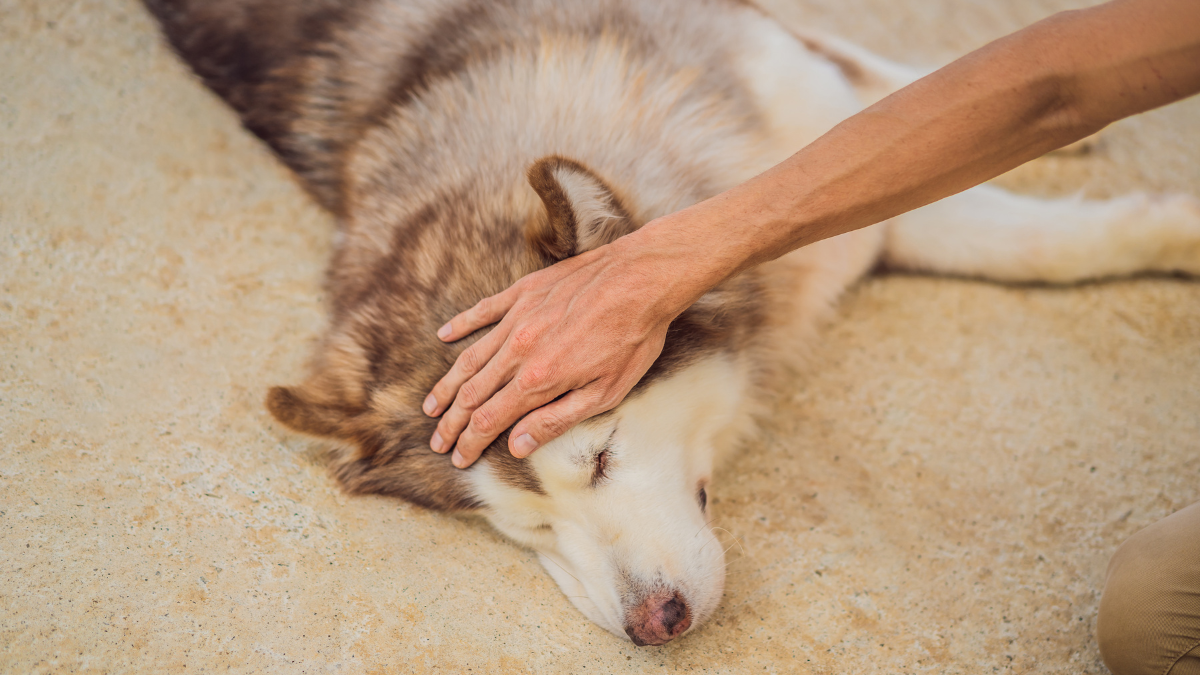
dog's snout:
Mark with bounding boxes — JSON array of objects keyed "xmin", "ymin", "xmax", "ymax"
[{"xmin": 623, "ymin": 590, "xmax": 692, "ymax": 646}]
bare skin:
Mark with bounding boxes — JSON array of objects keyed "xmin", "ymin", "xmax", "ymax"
[{"xmin": 424, "ymin": 0, "xmax": 1200, "ymax": 468}]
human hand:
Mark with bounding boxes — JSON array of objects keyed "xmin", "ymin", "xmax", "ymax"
[{"xmin": 422, "ymin": 235, "xmax": 691, "ymax": 468}]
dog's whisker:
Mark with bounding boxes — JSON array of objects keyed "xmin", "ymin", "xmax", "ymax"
[
  {"xmin": 711, "ymin": 526, "xmax": 747, "ymax": 557},
  {"xmin": 540, "ymin": 552, "xmax": 584, "ymax": 587}
]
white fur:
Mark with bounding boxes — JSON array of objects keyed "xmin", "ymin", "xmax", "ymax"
[
  {"xmin": 469, "ymin": 12, "xmax": 1200, "ymax": 644},
  {"xmin": 551, "ymin": 165, "xmax": 628, "ymax": 252},
  {"xmin": 885, "ymin": 188, "xmax": 1200, "ymax": 282},
  {"xmin": 471, "ymin": 355, "xmax": 753, "ymax": 637}
]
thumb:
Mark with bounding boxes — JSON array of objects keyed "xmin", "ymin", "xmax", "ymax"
[{"xmin": 509, "ymin": 388, "xmax": 605, "ymax": 458}]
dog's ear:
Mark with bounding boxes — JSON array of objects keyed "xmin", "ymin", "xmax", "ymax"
[
  {"xmin": 526, "ymin": 155, "xmax": 635, "ymax": 263},
  {"xmin": 266, "ymin": 332, "xmax": 369, "ymax": 438},
  {"xmin": 268, "ymin": 382, "xmax": 483, "ymax": 511},
  {"xmin": 265, "ymin": 334, "xmax": 483, "ymax": 512},
  {"xmin": 266, "ymin": 384, "xmax": 361, "ymax": 438}
]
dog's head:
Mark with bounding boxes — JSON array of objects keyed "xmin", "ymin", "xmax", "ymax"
[
  {"xmin": 475, "ymin": 349, "xmax": 751, "ymax": 645},
  {"xmin": 268, "ymin": 156, "xmax": 762, "ymax": 645}
]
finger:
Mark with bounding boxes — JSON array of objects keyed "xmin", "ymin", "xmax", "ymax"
[
  {"xmin": 431, "ymin": 352, "xmax": 514, "ymax": 454},
  {"xmin": 424, "ymin": 322, "xmax": 508, "ymax": 418},
  {"xmin": 451, "ymin": 375, "xmax": 567, "ymax": 468},
  {"xmin": 437, "ymin": 290, "xmax": 515, "ymax": 343},
  {"xmin": 508, "ymin": 388, "xmax": 606, "ymax": 458}
]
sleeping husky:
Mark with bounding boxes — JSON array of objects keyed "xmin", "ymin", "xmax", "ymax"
[{"xmin": 143, "ymin": 0, "xmax": 1200, "ymax": 646}]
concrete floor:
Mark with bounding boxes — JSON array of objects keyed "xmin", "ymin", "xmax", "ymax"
[{"xmin": 3, "ymin": 0, "xmax": 1198, "ymax": 672}]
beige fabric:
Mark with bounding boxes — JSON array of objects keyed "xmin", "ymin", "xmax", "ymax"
[{"xmin": 1099, "ymin": 502, "xmax": 1200, "ymax": 675}]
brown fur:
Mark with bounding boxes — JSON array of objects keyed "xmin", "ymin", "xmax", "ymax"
[
  {"xmin": 145, "ymin": 0, "xmax": 773, "ymax": 512},
  {"xmin": 527, "ymin": 158, "xmax": 587, "ymax": 262}
]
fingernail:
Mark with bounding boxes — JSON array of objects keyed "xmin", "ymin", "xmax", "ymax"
[
  {"xmin": 422, "ymin": 394, "xmax": 437, "ymax": 416},
  {"xmin": 437, "ymin": 322, "xmax": 452, "ymax": 340},
  {"xmin": 452, "ymin": 448, "xmax": 466, "ymax": 468},
  {"xmin": 513, "ymin": 433, "xmax": 538, "ymax": 458},
  {"xmin": 430, "ymin": 431, "xmax": 444, "ymax": 453}
]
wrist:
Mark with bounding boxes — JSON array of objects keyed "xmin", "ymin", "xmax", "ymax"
[{"xmin": 608, "ymin": 214, "xmax": 733, "ymax": 321}]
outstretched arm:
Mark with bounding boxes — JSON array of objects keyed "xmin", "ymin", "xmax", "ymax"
[{"xmin": 424, "ymin": 0, "xmax": 1200, "ymax": 468}]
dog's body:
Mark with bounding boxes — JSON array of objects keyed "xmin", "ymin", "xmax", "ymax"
[{"xmin": 144, "ymin": 0, "xmax": 1200, "ymax": 645}]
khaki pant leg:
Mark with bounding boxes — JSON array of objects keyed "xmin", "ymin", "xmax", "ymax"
[{"xmin": 1098, "ymin": 501, "xmax": 1200, "ymax": 675}]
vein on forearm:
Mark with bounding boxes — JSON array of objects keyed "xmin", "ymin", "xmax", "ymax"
[{"xmin": 631, "ymin": 0, "xmax": 1200, "ymax": 319}]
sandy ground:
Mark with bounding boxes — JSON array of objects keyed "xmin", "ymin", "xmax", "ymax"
[{"xmin": 2, "ymin": 0, "xmax": 1198, "ymax": 673}]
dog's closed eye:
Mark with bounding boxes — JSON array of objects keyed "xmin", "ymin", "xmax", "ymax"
[
  {"xmin": 588, "ymin": 431, "xmax": 616, "ymax": 487},
  {"xmin": 590, "ymin": 449, "xmax": 609, "ymax": 487}
]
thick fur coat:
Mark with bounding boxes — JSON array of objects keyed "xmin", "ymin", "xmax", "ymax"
[{"xmin": 143, "ymin": 0, "xmax": 1200, "ymax": 644}]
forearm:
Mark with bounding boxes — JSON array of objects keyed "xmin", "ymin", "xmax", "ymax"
[
  {"xmin": 427, "ymin": 0, "xmax": 1200, "ymax": 463},
  {"xmin": 624, "ymin": 0, "xmax": 1200, "ymax": 318}
]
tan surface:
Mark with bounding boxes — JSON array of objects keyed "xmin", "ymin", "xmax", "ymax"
[{"xmin": 2, "ymin": 0, "xmax": 1198, "ymax": 672}]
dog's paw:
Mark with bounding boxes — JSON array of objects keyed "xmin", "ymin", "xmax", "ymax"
[{"xmin": 1148, "ymin": 193, "xmax": 1200, "ymax": 276}]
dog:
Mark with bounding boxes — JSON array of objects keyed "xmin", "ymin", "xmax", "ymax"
[{"xmin": 142, "ymin": 0, "xmax": 1200, "ymax": 646}]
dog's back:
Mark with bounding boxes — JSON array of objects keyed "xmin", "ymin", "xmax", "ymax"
[
  {"xmin": 143, "ymin": 0, "xmax": 770, "ymax": 213},
  {"xmin": 143, "ymin": 0, "xmax": 366, "ymax": 211}
]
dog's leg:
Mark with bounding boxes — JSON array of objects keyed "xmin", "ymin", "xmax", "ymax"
[
  {"xmin": 883, "ymin": 185, "xmax": 1200, "ymax": 283},
  {"xmin": 734, "ymin": 12, "xmax": 899, "ymax": 312},
  {"xmin": 735, "ymin": 15, "xmax": 868, "ymax": 156},
  {"xmin": 734, "ymin": 13, "xmax": 891, "ymax": 306}
]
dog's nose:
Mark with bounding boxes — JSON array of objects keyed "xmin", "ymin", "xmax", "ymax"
[{"xmin": 623, "ymin": 590, "xmax": 692, "ymax": 646}]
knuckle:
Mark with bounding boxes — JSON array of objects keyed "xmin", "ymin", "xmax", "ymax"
[
  {"xmin": 470, "ymin": 407, "xmax": 500, "ymax": 436},
  {"xmin": 472, "ymin": 297, "xmax": 492, "ymax": 319},
  {"xmin": 457, "ymin": 381, "xmax": 482, "ymax": 409},
  {"xmin": 539, "ymin": 410, "xmax": 572, "ymax": 438},
  {"xmin": 457, "ymin": 347, "xmax": 482, "ymax": 375},
  {"xmin": 440, "ymin": 405, "xmax": 467, "ymax": 430},
  {"xmin": 509, "ymin": 327, "xmax": 539, "ymax": 353},
  {"xmin": 435, "ymin": 419, "xmax": 457, "ymax": 442},
  {"xmin": 517, "ymin": 366, "xmax": 548, "ymax": 392}
]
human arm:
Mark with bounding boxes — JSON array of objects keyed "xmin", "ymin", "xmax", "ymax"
[{"xmin": 425, "ymin": 0, "xmax": 1200, "ymax": 468}]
